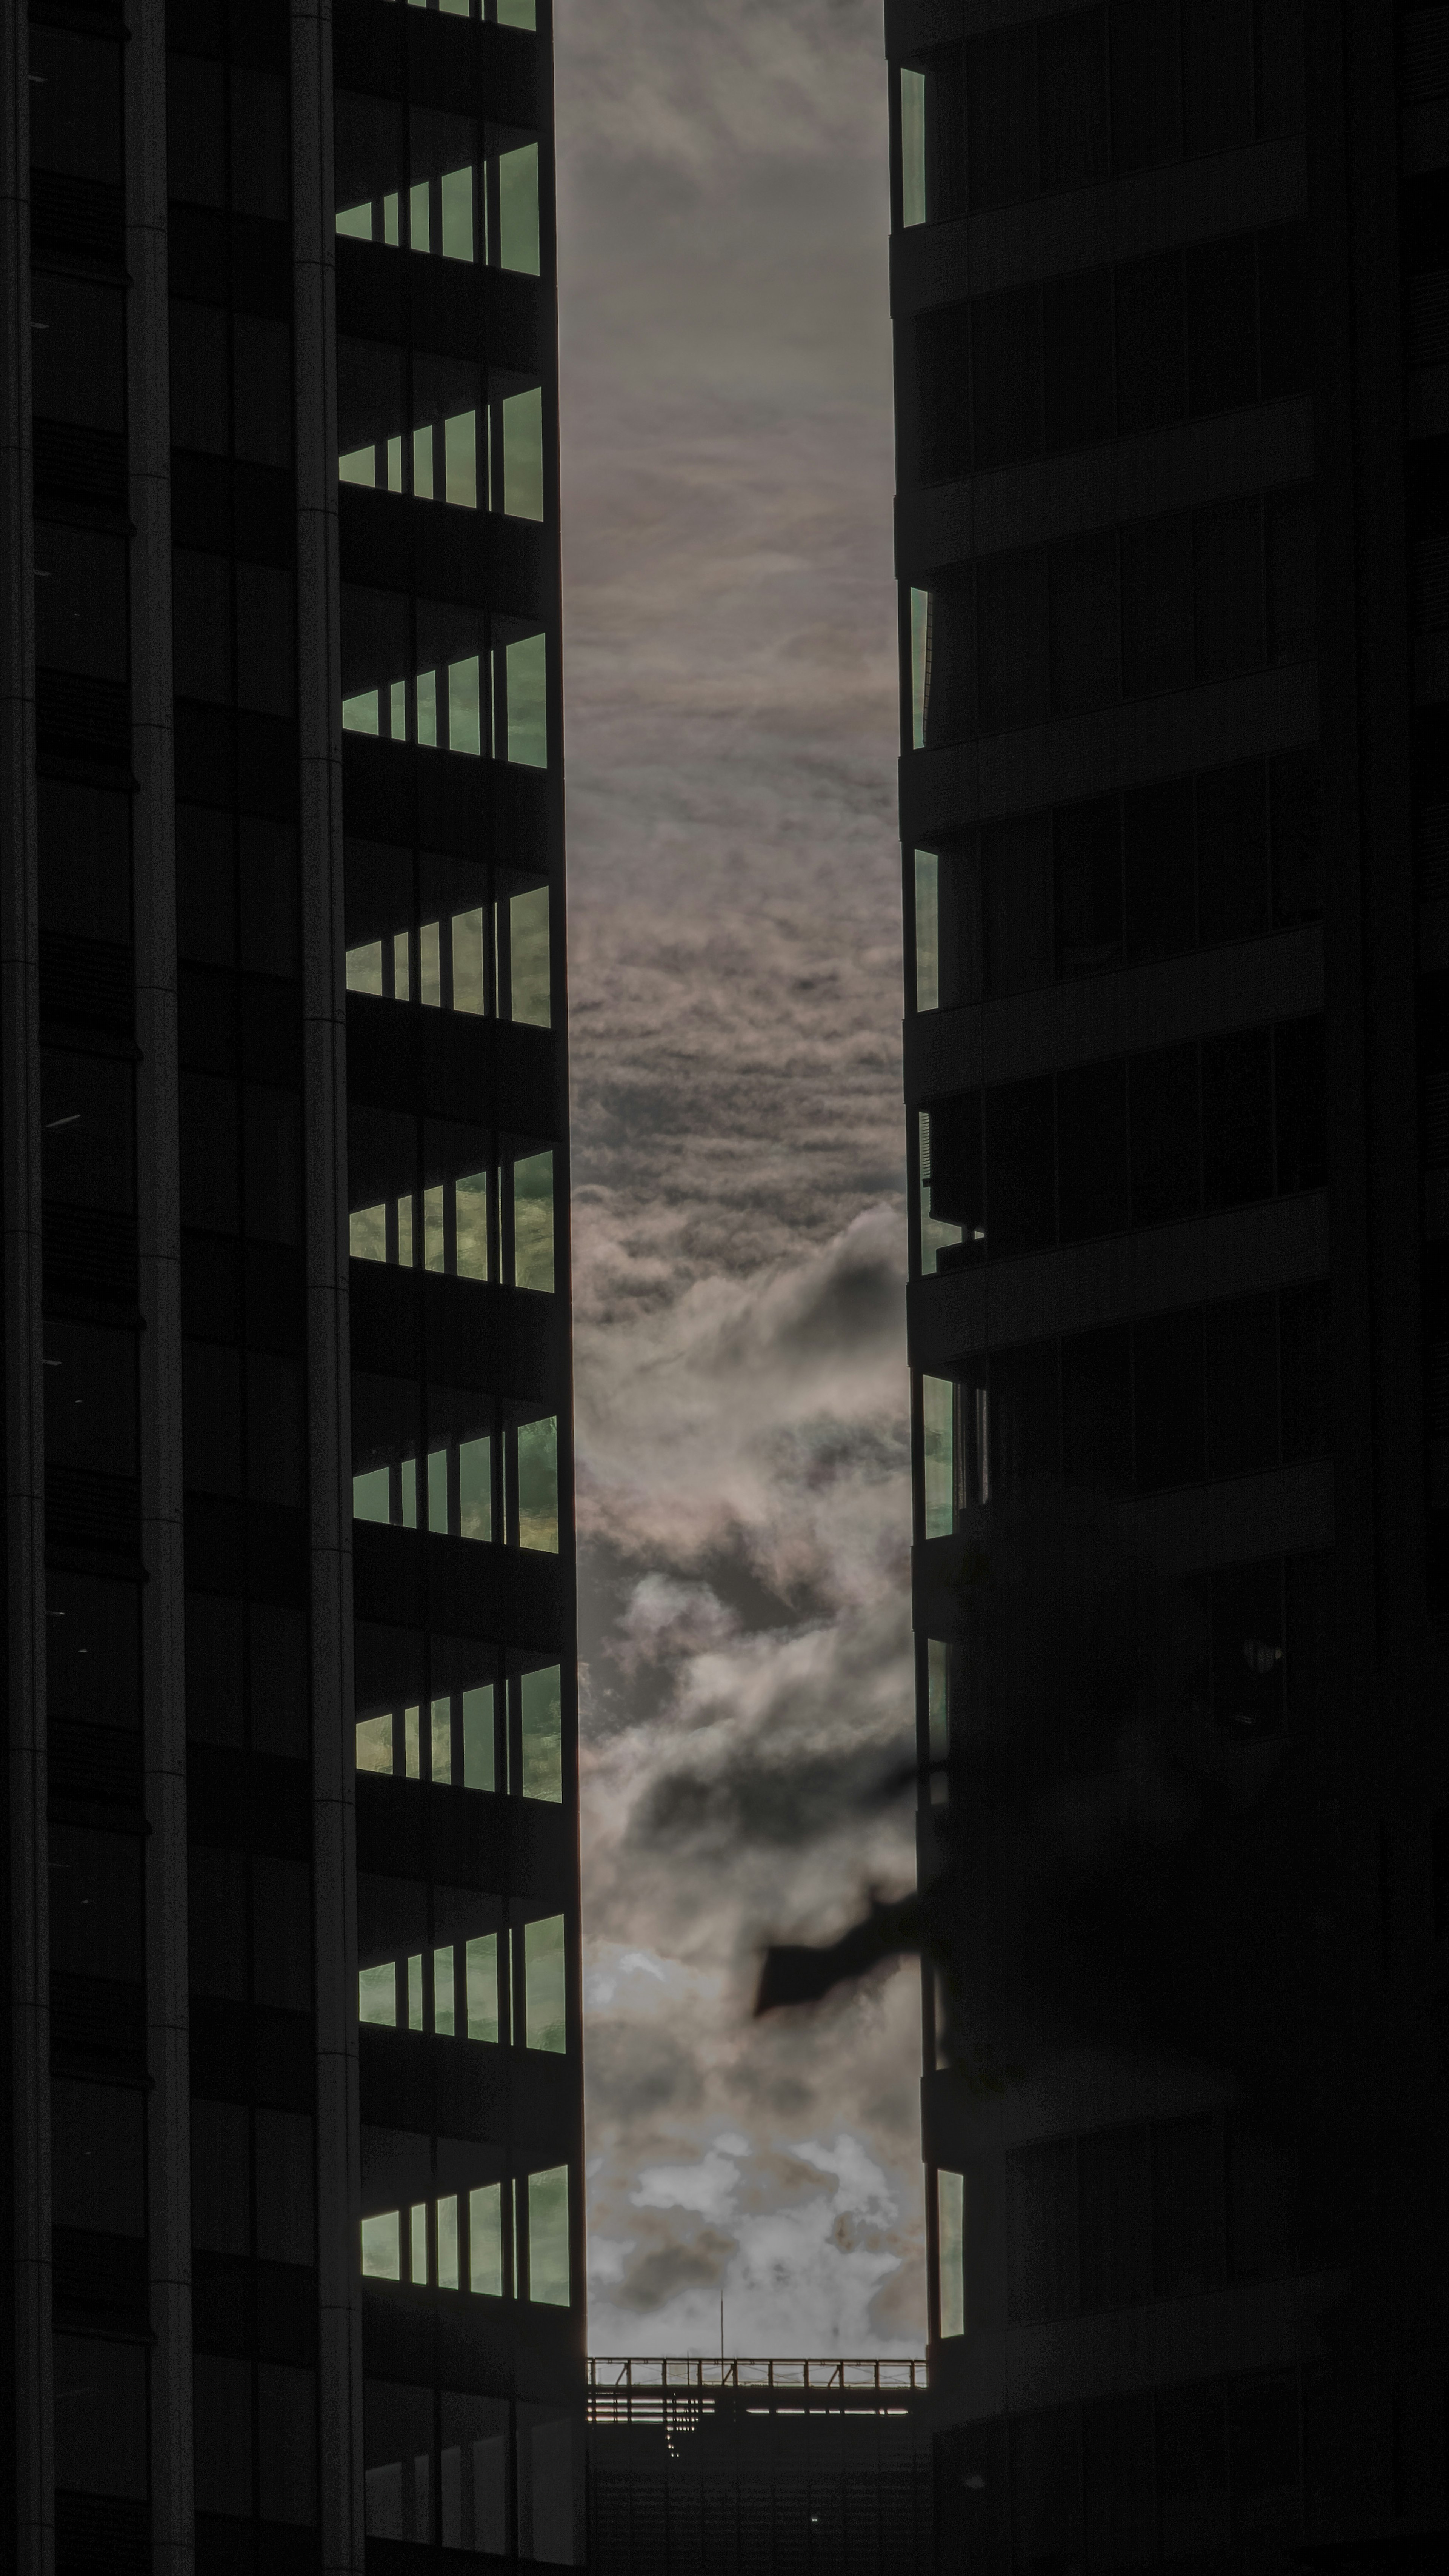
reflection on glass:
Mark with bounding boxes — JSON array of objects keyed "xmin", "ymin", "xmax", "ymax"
[
  {"xmin": 526, "ymin": 2166, "xmax": 570, "ymax": 2303},
  {"xmin": 512, "ymin": 1150, "xmax": 554, "ymax": 1293},
  {"xmin": 359, "ymin": 1962, "xmax": 397, "ymax": 2026},
  {"xmin": 501, "ymin": 386, "xmax": 544, "ymax": 519},
  {"xmin": 346, "ymin": 886, "xmax": 547, "ymax": 1024},
  {"xmin": 437, "ymin": 2193, "xmax": 460, "ymax": 2290},
  {"xmin": 351, "ymin": 1156, "xmax": 552, "ymax": 1293},
  {"xmin": 346, "ymin": 905, "xmax": 486, "ymax": 1013},
  {"xmin": 469, "ymin": 2185, "xmax": 503, "ymax": 2296},
  {"xmin": 334, "ymin": 105, "xmax": 539, "ymax": 275},
  {"xmin": 357, "ymin": 1686, "xmax": 498, "ymax": 1792},
  {"xmin": 515, "ymin": 1414, "xmax": 558, "ymax": 1552},
  {"xmin": 938, "ymin": 2170, "xmax": 966, "ymax": 2336},
  {"xmin": 520, "ymin": 1666, "xmax": 563, "ymax": 1803},
  {"xmin": 466, "ymin": 1934, "xmax": 500, "ymax": 2043},
  {"xmin": 462, "ymin": 1684, "xmax": 494, "ymax": 1791},
  {"xmin": 914, "ymin": 849, "xmax": 940, "ymax": 1010},
  {"xmin": 361, "ymin": 2211, "xmax": 401, "ymax": 2278},
  {"xmin": 498, "ymin": 143, "xmax": 540, "ymax": 275},
  {"xmin": 524, "ymin": 1919, "xmax": 566, "ymax": 2055},
  {"xmin": 505, "ymin": 630, "xmax": 546, "ymax": 768},
  {"xmin": 509, "ymin": 885, "xmax": 550, "ymax": 1024},
  {"xmin": 340, "ymin": 587, "xmax": 547, "ymax": 768},
  {"xmin": 380, "ymin": 0, "xmax": 537, "ymax": 33}
]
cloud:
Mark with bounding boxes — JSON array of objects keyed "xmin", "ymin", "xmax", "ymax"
[{"xmin": 556, "ymin": 0, "xmax": 920, "ymax": 2354}]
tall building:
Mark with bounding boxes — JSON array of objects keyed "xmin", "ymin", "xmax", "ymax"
[
  {"xmin": 888, "ymin": 0, "xmax": 1449, "ymax": 2561},
  {"xmin": 6, "ymin": 0, "xmax": 583, "ymax": 2567}
]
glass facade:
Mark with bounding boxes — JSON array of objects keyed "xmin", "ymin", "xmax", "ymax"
[
  {"xmin": 5, "ymin": 0, "xmax": 580, "ymax": 2564},
  {"xmin": 338, "ymin": 0, "xmax": 582, "ymax": 2561}
]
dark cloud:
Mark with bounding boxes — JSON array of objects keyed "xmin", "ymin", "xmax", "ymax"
[
  {"xmin": 586, "ymin": 2020, "xmax": 707, "ymax": 2120},
  {"xmin": 611, "ymin": 2227, "xmax": 738, "ymax": 2315}
]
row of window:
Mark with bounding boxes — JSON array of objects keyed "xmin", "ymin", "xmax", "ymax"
[
  {"xmin": 338, "ymin": 349, "xmax": 544, "ymax": 521},
  {"xmin": 358, "ymin": 1914, "xmax": 565, "ymax": 2053},
  {"xmin": 361, "ymin": 2168, "xmax": 567, "ymax": 2308},
  {"xmin": 911, "ymin": 749, "xmax": 1320, "ymax": 1011},
  {"xmin": 365, "ymin": 2380, "xmax": 577, "ymax": 2564},
  {"xmin": 921, "ymin": 1281, "xmax": 1329, "ymax": 1525},
  {"xmin": 899, "ymin": 0, "xmax": 1303, "ymax": 226},
  {"xmin": 380, "ymin": 0, "xmax": 536, "ymax": 19},
  {"xmin": 337, "ymin": 105, "xmax": 540, "ymax": 279},
  {"xmin": 997, "ymin": 2111, "xmax": 1293, "ymax": 2329},
  {"xmin": 915, "ymin": 225, "xmax": 1309, "ymax": 484},
  {"xmin": 381, "ymin": 0, "xmax": 537, "ymax": 20},
  {"xmin": 335, "ymin": 105, "xmax": 540, "ymax": 276},
  {"xmin": 920, "ymin": 1018, "xmax": 1324, "ymax": 1272},
  {"xmin": 911, "ymin": 492, "xmax": 1312, "ymax": 752},
  {"xmin": 341, "ymin": 618, "xmax": 546, "ymax": 769},
  {"xmin": 356, "ymin": 1664, "xmax": 563, "ymax": 1801},
  {"xmin": 352, "ymin": 1410, "xmax": 559, "ymax": 1554},
  {"xmin": 925, "ymin": 1558, "xmax": 1289, "ymax": 1769},
  {"xmin": 345, "ymin": 848, "xmax": 551, "ymax": 1025},
  {"xmin": 931, "ymin": 2333, "xmax": 1304, "ymax": 2561},
  {"xmin": 349, "ymin": 1150, "xmax": 554, "ymax": 1293}
]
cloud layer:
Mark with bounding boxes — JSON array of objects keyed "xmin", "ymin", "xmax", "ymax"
[{"xmin": 555, "ymin": 0, "xmax": 923, "ymax": 2353}]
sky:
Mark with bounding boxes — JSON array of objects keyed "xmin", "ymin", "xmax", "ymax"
[{"xmin": 551, "ymin": 0, "xmax": 924, "ymax": 2355}]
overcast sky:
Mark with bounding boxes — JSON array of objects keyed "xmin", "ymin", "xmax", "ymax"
[{"xmin": 553, "ymin": 0, "xmax": 923, "ymax": 2356}]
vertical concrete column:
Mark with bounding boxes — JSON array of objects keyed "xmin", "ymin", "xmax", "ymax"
[
  {"xmin": 124, "ymin": 6, "xmax": 193, "ymax": 2569},
  {"xmin": 0, "ymin": 11, "xmax": 51, "ymax": 2573},
  {"xmin": 292, "ymin": 7, "xmax": 363, "ymax": 2566}
]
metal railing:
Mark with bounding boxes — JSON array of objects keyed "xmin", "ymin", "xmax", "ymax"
[{"xmin": 587, "ymin": 2356, "xmax": 928, "ymax": 2423}]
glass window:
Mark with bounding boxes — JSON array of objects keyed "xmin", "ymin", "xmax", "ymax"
[
  {"xmin": 359, "ymin": 1961, "xmax": 398, "ymax": 2026},
  {"xmin": 517, "ymin": 2404, "xmax": 580, "ymax": 2564},
  {"xmin": 913, "ymin": 850, "xmax": 939, "ymax": 1011},
  {"xmin": 501, "ymin": 385, "xmax": 545, "ymax": 519},
  {"xmin": 466, "ymin": 1934, "xmax": 501, "ymax": 2043},
  {"xmin": 520, "ymin": 1665, "xmax": 563, "ymax": 1802},
  {"xmin": 900, "ymin": 68, "xmax": 927, "ymax": 226},
  {"xmin": 192, "ymin": 2353, "xmax": 253, "ymax": 2515},
  {"xmin": 514, "ymin": 1413, "xmax": 558, "ymax": 1551},
  {"xmin": 926, "ymin": 1639, "xmax": 949, "ymax": 1806},
  {"xmin": 463, "ymin": 1684, "xmax": 495, "ymax": 1791},
  {"xmin": 364, "ymin": 2379, "xmax": 432, "ymax": 2542},
  {"xmin": 511, "ymin": 1149, "xmax": 554, "ymax": 1292},
  {"xmin": 524, "ymin": 1915, "xmax": 566, "ymax": 2053},
  {"xmin": 910, "ymin": 587, "xmax": 929, "ymax": 748},
  {"xmin": 469, "ymin": 2184, "xmax": 504, "ymax": 2296},
  {"xmin": 527, "ymin": 2167, "xmax": 570, "ymax": 2305},
  {"xmin": 503, "ymin": 628, "xmax": 548, "ymax": 768},
  {"xmin": 937, "ymin": 2169, "xmax": 965, "ymax": 2336},
  {"xmin": 918, "ymin": 1110, "xmax": 964, "ymax": 1276},
  {"xmin": 922, "ymin": 1376, "xmax": 955, "ymax": 1537},
  {"xmin": 442, "ymin": 2390, "xmax": 510, "ymax": 2553},
  {"xmin": 507, "ymin": 883, "xmax": 551, "ymax": 1024},
  {"xmin": 498, "ymin": 141, "xmax": 540, "ymax": 274},
  {"xmin": 255, "ymin": 2110, "xmax": 316, "ymax": 2266},
  {"xmin": 257, "ymin": 2364, "xmax": 317, "ymax": 2528},
  {"xmin": 51, "ymin": 2080, "xmax": 145, "ymax": 2236}
]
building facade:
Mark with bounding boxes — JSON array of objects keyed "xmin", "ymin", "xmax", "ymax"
[
  {"xmin": 888, "ymin": 0, "xmax": 1449, "ymax": 2562},
  {"xmin": 3, "ymin": 0, "xmax": 583, "ymax": 2567},
  {"xmin": 585, "ymin": 2357, "xmax": 934, "ymax": 2576}
]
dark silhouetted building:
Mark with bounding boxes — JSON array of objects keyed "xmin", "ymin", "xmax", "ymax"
[
  {"xmin": 6, "ymin": 0, "xmax": 582, "ymax": 2565},
  {"xmin": 585, "ymin": 2356, "xmax": 934, "ymax": 2575},
  {"xmin": 888, "ymin": 0, "xmax": 1449, "ymax": 2562}
]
